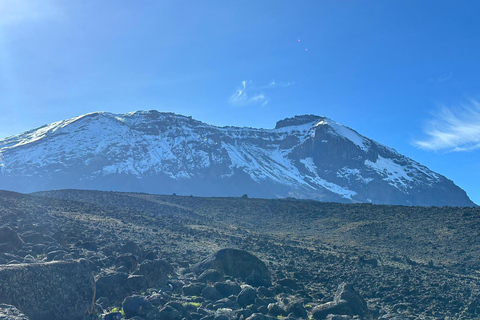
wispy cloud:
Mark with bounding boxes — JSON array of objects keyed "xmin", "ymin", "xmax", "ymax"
[
  {"xmin": 267, "ymin": 81, "xmax": 295, "ymax": 88},
  {"xmin": 413, "ymin": 99, "xmax": 480, "ymax": 152},
  {"xmin": 0, "ymin": 0, "xmax": 63, "ymax": 26},
  {"xmin": 428, "ymin": 72, "xmax": 453, "ymax": 84},
  {"xmin": 229, "ymin": 80, "xmax": 293, "ymax": 106},
  {"xmin": 229, "ymin": 81, "xmax": 268, "ymax": 106}
]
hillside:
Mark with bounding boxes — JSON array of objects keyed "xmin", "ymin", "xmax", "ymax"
[{"xmin": 1, "ymin": 189, "xmax": 479, "ymax": 319}]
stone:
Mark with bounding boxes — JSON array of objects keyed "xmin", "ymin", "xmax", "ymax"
[
  {"xmin": 312, "ymin": 283, "xmax": 371, "ymax": 320},
  {"xmin": 0, "ymin": 260, "xmax": 95, "ymax": 320},
  {"xmin": 127, "ymin": 275, "xmax": 149, "ymax": 292},
  {"xmin": 237, "ymin": 286, "xmax": 257, "ymax": 307},
  {"xmin": 183, "ymin": 283, "xmax": 207, "ymax": 296},
  {"xmin": 198, "ymin": 269, "xmax": 224, "ymax": 283},
  {"xmin": 267, "ymin": 303, "xmax": 286, "ymax": 317},
  {"xmin": 122, "ymin": 295, "xmax": 153, "ymax": 318},
  {"xmin": 158, "ymin": 305, "xmax": 182, "ymax": 320},
  {"xmin": 285, "ymin": 302, "xmax": 307, "ymax": 319},
  {"xmin": 0, "ymin": 227, "xmax": 24, "ymax": 249},
  {"xmin": 136, "ymin": 259, "xmax": 173, "ymax": 287},
  {"xmin": 193, "ymin": 249, "xmax": 271, "ymax": 287},
  {"xmin": 115, "ymin": 253, "xmax": 138, "ymax": 272},
  {"xmin": 214, "ymin": 280, "xmax": 241, "ymax": 297},
  {"xmin": 95, "ymin": 272, "xmax": 129, "ymax": 303},
  {"xmin": 202, "ymin": 286, "xmax": 223, "ymax": 301}
]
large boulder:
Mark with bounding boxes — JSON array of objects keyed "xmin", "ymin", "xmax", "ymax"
[
  {"xmin": 312, "ymin": 283, "xmax": 372, "ymax": 320},
  {"xmin": 0, "ymin": 259, "xmax": 95, "ymax": 320},
  {"xmin": 0, "ymin": 227, "xmax": 24, "ymax": 249},
  {"xmin": 193, "ymin": 249, "xmax": 271, "ymax": 286}
]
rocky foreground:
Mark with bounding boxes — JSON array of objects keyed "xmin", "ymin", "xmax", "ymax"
[{"xmin": 1, "ymin": 189, "xmax": 480, "ymax": 319}]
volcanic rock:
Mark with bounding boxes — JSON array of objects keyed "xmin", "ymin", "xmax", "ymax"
[
  {"xmin": 0, "ymin": 259, "xmax": 95, "ymax": 320},
  {"xmin": 193, "ymin": 249, "xmax": 271, "ymax": 287}
]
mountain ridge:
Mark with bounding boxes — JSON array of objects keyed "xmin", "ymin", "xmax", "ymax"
[{"xmin": 0, "ymin": 110, "xmax": 475, "ymax": 206}]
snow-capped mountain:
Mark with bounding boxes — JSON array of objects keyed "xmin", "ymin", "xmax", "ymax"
[{"xmin": 0, "ymin": 111, "xmax": 474, "ymax": 206}]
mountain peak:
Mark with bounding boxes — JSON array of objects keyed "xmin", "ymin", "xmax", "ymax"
[
  {"xmin": 0, "ymin": 110, "xmax": 475, "ymax": 206},
  {"xmin": 275, "ymin": 115, "xmax": 325, "ymax": 129}
]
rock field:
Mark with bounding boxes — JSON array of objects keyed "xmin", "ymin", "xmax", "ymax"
[{"xmin": 1, "ymin": 189, "xmax": 480, "ymax": 319}]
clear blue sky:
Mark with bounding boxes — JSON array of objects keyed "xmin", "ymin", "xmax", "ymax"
[{"xmin": 1, "ymin": 0, "xmax": 480, "ymax": 204}]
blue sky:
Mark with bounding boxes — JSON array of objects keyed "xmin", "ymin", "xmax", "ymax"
[{"xmin": 1, "ymin": 0, "xmax": 480, "ymax": 204}]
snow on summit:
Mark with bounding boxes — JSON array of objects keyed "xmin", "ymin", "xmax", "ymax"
[{"xmin": 0, "ymin": 111, "xmax": 475, "ymax": 206}]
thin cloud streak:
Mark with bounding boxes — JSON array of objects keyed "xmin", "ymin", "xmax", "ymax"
[
  {"xmin": 229, "ymin": 80, "xmax": 267, "ymax": 106},
  {"xmin": 229, "ymin": 80, "xmax": 292, "ymax": 106},
  {"xmin": 413, "ymin": 100, "xmax": 480, "ymax": 152}
]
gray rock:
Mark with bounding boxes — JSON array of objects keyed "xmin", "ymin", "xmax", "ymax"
[
  {"xmin": 0, "ymin": 227, "xmax": 24, "ymax": 249},
  {"xmin": 136, "ymin": 259, "xmax": 173, "ymax": 287},
  {"xmin": 193, "ymin": 249, "xmax": 271, "ymax": 287},
  {"xmin": 202, "ymin": 286, "xmax": 223, "ymax": 301},
  {"xmin": 0, "ymin": 260, "xmax": 95, "ymax": 320},
  {"xmin": 214, "ymin": 280, "xmax": 241, "ymax": 297},
  {"xmin": 198, "ymin": 269, "xmax": 224, "ymax": 283},
  {"xmin": 158, "ymin": 305, "xmax": 182, "ymax": 320},
  {"xmin": 312, "ymin": 283, "xmax": 372, "ymax": 320},
  {"xmin": 95, "ymin": 272, "xmax": 129, "ymax": 303},
  {"xmin": 183, "ymin": 282, "xmax": 207, "ymax": 296},
  {"xmin": 237, "ymin": 286, "xmax": 257, "ymax": 307},
  {"xmin": 122, "ymin": 295, "xmax": 153, "ymax": 318}
]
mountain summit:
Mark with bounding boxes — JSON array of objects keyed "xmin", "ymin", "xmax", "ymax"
[{"xmin": 0, "ymin": 110, "xmax": 474, "ymax": 206}]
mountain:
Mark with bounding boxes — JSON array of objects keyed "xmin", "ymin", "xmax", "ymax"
[{"xmin": 0, "ymin": 110, "xmax": 474, "ymax": 206}]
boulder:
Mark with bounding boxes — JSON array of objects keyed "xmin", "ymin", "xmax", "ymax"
[
  {"xmin": 122, "ymin": 295, "xmax": 155, "ymax": 319},
  {"xmin": 237, "ymin": 286, "xmax": 257, "ymax": 307},
  {"xmin": 183, "ymin": 283, "xmax": 207, "ymax": 296},
  {"xmin": 312, "ymin": 283, "xmax": 371, "ymax": 320},
  {"xmin": 0, "ymin": 260, "xmax": 95, "ymax": 320},
  {"xmin": 95, "ymin": 272, "xmax": 129, "ymax": 303},
  {"xmin": 193, "ymin": 249, "xmax": 271, "ymax": 287},
  {"xmin": 136, "ymin": 259, "xmax": 173, "ymax": 287},
  {"xmin": 0, "ymin": 227, "xmax": 24, "ymax": 249}
]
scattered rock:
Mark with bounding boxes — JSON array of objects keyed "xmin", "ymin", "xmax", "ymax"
[
  {"xmin": 0, "ymin": 227, "xmax": 24, "ymax": 249},
  {"xmin": 198, "ymin": 269, "xmax": 224, "ymax": 283},
  {"xmin": 285, "ymin": 301, "xmax": 307, "ymax": 319},
  {"xmin": 95, "ymin": 272, "xmax": 129, "ymax": 303},
  {"xmin": 115, "ymin": 253, "xmax": 138, "ymax": 272},
  {"xmin": 237, "ymin": 286, "xmax": 257, "ymax": 307},
  {"xmin": 312, "ymin": 283, "xmax": 372, "ymax": 320},
  {"xmin": 122, "ymin": 295, "xmax": 153, "ymax": 318},
  {"xmin": 202, "ymin": 286, "xmax": 223, "ymax": 301},
  {"xmin": 193, "ymin": 249, "xmax": 271, "ymax": 287},
  {"xmin": 214, "ymin": 280, "xmax": 241, "ymax": 297},
  {"xmin": 136, "ymin": 259, "xmax": 173, "ymax": 287},
  {"xmin": 183, "ymin": 283, "xmax": 207, "ymax": 296},
  {"xmin": 158, "ymin": 305, "xmax": 182, "ymax": 320},
  {"xmin": 0, "ymin": 260, "xmax": 95, "ymax": 320}
]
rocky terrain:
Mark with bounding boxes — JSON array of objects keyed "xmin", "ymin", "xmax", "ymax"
[
  {"xmin": 0, "ymin": 111, "xmax": 474, "ymax": 206},
  {"xmin": 1, "ymin": 189, "xmax": 480, "ymax": 319}
]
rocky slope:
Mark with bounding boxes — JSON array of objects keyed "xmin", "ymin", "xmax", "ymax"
[
  {"xmin": 0, "ymin": 111, "xmax": 474, "ymax": 206},
  {"xmin": 2, "ymin": 189, "xmax": 480, "ymax": 319}
]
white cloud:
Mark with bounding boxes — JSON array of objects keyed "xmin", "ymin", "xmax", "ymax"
[
  {"xmin": 229, "ymin": 80, "xmax": 293, "ymax": 107},
  {"xmin": 413, "ymin": 99, "xmax": 480, "ymax": 152},
  {"xmin": 267, "ymin": 81, "xmax": 294, "ymax": 88},
  {"xmin": 229, "ymin": 80, "xmax": 267, "ymax": 106},
  {"xmin": 0, "ymin": 0, "xmax": 62, "ymax": 26}
]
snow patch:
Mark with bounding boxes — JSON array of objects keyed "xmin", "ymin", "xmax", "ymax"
[
  {"xmin": 316, "ymin": 119, "xmax": 369, "ymax": 151},
  {"xmin": 301, "ymin": 157, "xmax": 357, "ymax": 199},
  {"xmin": 365, "ymin": 156, "xmax": 413, "ymax": 189}
]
